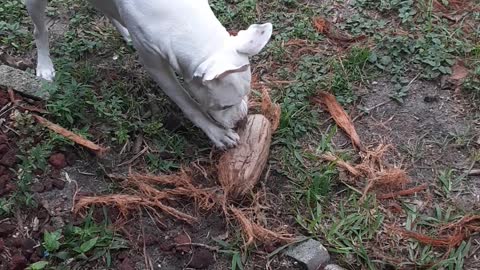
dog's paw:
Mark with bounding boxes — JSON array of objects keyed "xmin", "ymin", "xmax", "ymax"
[
  {"xmin": 207, "ymin": 126, "xmax": 240, "ymax": 150},
  {"xmin": 36, "ymin": 62, "xmax": 55, "ymax": 81}
]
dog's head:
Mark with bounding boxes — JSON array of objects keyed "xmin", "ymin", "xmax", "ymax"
[{"xmin": 187, "ymin": 23, "xmax": 273, "ymax": 129}]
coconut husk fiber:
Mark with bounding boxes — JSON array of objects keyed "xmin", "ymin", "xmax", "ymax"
[{"xmin": 74, "ymin": 86, "xmax": 295, "ymax": 247}]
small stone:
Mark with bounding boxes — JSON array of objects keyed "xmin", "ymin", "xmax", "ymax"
[
  {"xmin": 285, "ymin": 239, "xmax": 330, "ymax": 270},
  {"xmin": 187, "ymin": 249, "xmax": 215, "ymax": 269},
  {"xmin": 0, "ymin": 65, "xmax": 50, "ymax": 100},
  {"xmin": 48, "ymin": 153, "xmax": 67, "ymax": 169},
  {"xmin": 0, "ymin": 238, "xmax": 5, "ymax": 253},
  {"xmin": 324, "ymin": 264, "xmax": 347, "ymax": 270}
]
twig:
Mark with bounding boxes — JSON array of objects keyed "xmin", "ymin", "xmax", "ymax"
[
  {"xmin": 32, "ymin": 114, "xmax": 108, "ymax": 156},
  {"xmin": 70, "ymin": 174, "xmax": 80, "ymax": 212},
  {"xmin": 320, "ymin": 153, "xmax": 362, "ymax": 176},
  {"xmin": 117, "ymin": 146, "xmax": 148, "ymax": 167},
  {"xmin": 467, "ymin": 169, "xmax": 480, "ymax": 176},
  {"xmin": 352, "ymin": 100, "xmax": 391, "ymax": 122},
  {"xmin": 7, "ymin": 88, "xmax": 18, "ymax": 105},
  {"xmin": 377, "ymin": 184, "xmax": 428, "ymax": 199},
  {"xmin": 141, "ymin": 219, "xmax": 154, "ymax": 270},
  {"xmin": 176, "ymin": 243, "xmax": 219, "ymax": 252},
  {"xmin": 132, "ymin": 131, "xmax": 144, "ymax": 154}
]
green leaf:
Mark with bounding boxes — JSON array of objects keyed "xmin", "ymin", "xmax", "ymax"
[
  {"xmin": 54, "ymin": 251, "xmax": 70, "ymax": 261},
  {"xmin": 80, "ymin": 237, "xmax": 98, "ymax": 253},
  {"xmin": 43, "ymin": 230, "xmax": 62, "ymax": 252},
  {"xmin": 27, "ymin": 261, "xmax": 48, "ymax": 270},
  {"xmin": 380, "ymin": 56, "xmax": 392, "ymax": 65},
  {"xmin": 231, "ymin": 252, "xmax": 244, "ymax": 270}
]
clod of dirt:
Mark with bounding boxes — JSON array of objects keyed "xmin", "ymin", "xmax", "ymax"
[
  {"xmin": 48, "ymin": 153, "xmax": 67, "ymax": 170},
  {"xmin": 118, "ymin": 257, "xmax": 135, "ymax": 270},
  {"xmin": 0, "ymin": 223, "xmax": 15, "ymax": 237},
  {"xmin": 174, "ymin": 233, "xmax": 191, "ymax": 253},
  {"xmin": 0, "ymin": 135, "xmax": 7, "ymax": 145},
  {"xmin": 0, "ymin": 149, "xmax": 17, "ymax": 167},
  {"xmin": 10, "ymin": 237, "xmax": 24, "ymax": 248},
  {"xmin": 143, "ymin": 234, "xmax": 158, "ymax": 246},
  {"xmin": 43, "ymin": 178, "xmax": 53, "ymax": 192},
  {"xmin": 0, "ymin": 91, "xmax": 8, "ymax": 106},
  {"xmin": 0, "ymin": 174, "xmax": 11, "ymax": 189},
  {"xmin": 30, "ymin": 182, "xmax": 45, "ymax": 193},
  {"xmin": 0, "ymin": 144, "xmax": 8, "ymax": 155},
  {"xmin": 51, "ymin": 178, "xmax": 66, "ymax": 190},
  {"xmin": 22, "ymin": 238, "xmax": 36, "ymax": 257},
  {"xmin": 187, "ymin": 249, "xmax": 215, "ymax": 269},
  {"xmin": 159, "ymin": 241, "xmax": 175, "ymax": 252},
  {"xmin": 424, "ymin": 96, "xmax": 439, "ymax": 103},
  {"xmin": 10, "ymin": 254, "xmax": 28, "ymax": 270},
  {"xmin": 65, "ymin": 151, "xmax": 77, "ymax": 166},
  {"xmin": 264, "ymin": 243, "xmax": 278, "ymax": 253},
  {"xmin": 117, "ymin": 251, "xmax": 129, "ymax": 261}
]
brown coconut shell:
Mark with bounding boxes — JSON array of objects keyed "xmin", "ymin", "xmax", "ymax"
[{"xmin": 217, "ymin": 114, "xmax": 272, "ymax": 199}]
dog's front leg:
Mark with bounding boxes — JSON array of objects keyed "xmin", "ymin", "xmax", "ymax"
[
  {"xmin": 139, "ymin": 55, "xmax": 240, "ymax": 149},
  {"xmin": 26, "ymin": 0, "xmax": 55, "ymax": 81}
]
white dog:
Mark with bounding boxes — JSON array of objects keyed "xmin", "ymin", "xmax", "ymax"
[{"xmin": 25, "ymin": 0, "xmax": 273, "ymax": 149}]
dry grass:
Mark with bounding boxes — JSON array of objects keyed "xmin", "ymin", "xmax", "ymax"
[{"xmin": 389, "ymin": 215, "xmax": 480, "ymax": 248}]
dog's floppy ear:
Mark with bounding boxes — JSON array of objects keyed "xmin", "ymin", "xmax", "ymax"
[
  {"xmin": 193, "ymin": 51, "xmax": 249, "ymax": 83},
  {"xmin": 233, "ymin": 23, "xmax": 273, "ymax": 56}
]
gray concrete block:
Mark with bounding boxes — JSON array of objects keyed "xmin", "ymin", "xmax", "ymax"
[
  {"xmin": 0, "ymin": 65, "xmax": 50, "ymax": 100},
  {"xmin": 285, "ymin": 239, "xmax": 330, "ymax": 270}
]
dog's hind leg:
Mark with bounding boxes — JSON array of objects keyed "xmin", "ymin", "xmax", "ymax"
[
  {"xmin": 26, "ymin": 0, "xmax": 55, "ymax": 81},
  {"xmin": 110, "ymin": 18, "xmax": 131, "ymax": 43}
]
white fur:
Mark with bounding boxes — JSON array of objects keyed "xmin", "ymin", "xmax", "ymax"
[{"xmin": 25, "ymin": 0, "xmax": 273, "ymax": 149}]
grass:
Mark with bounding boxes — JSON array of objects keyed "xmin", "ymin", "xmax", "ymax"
[
  {"xmin": 30, "ymin": 209, "xmax": 128, "ymax": 270},
  {"xmin": 1, "ymin": 0, "xmax": 480, "ymax": 269}
]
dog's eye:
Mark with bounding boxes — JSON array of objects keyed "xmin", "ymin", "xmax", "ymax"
[{"xmin": 221, "ymin": 105, "xmax": 234, "ymax": 110}]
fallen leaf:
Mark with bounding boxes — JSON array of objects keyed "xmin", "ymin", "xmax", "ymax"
[
  {"xmin": 314, "ymin": 91, "xmax": 365, "ymax": 151},
  {"xmin": 313, "ymin": 17, "xmax": 329, "ymax": 34},
  {"xmin": 312, "ymin": 16, "xmax": 366, "ymax": 43}
]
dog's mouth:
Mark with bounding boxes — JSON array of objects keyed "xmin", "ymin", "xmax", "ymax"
[{"xmin": 207, "ymin": 110, "xmax": 247, "ymax": 130}]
